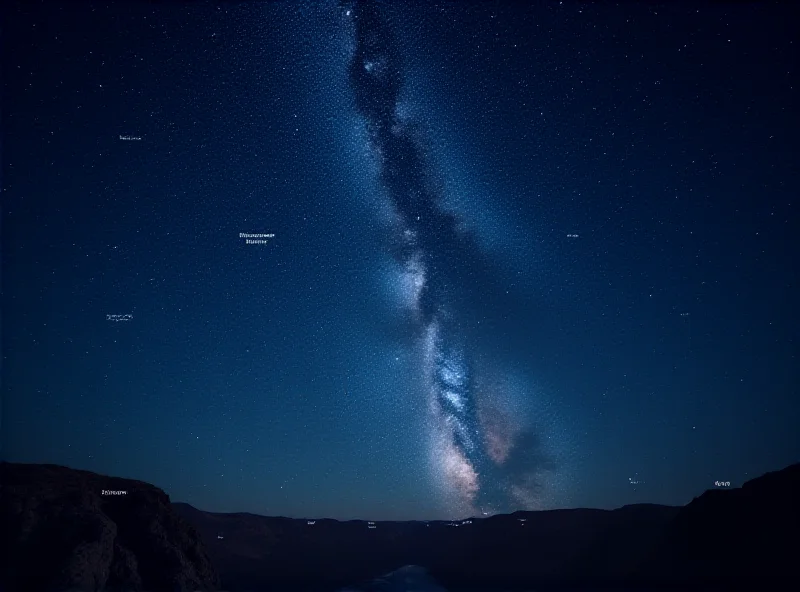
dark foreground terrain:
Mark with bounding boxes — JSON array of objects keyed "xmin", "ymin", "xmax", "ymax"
[
  {"xmin": 1, "ymin": 462, "xmax": 798, "ymax": 591},
  {"xmin": 0, "ymin": 463, "xmax": 219, "ymax": 592}
]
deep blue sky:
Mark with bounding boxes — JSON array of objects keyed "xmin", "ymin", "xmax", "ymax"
[{"xmin": 2, "ymin": 0, "xmax": 798, "ymax": 521}]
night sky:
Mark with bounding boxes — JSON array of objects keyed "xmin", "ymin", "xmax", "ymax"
[{"xmin": 3, "ymin": 1, "xmax": 798, "ymax": 521}]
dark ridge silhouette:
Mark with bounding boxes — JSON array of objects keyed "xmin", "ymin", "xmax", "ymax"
[
  {"xmin": 175, "ymin": 463, "xmax": 800, "ymax": 591},
  {"xmin": 0, "ymin": 462, "xmax": 219, "ymax": 592},
  {"xmin": 1, "ymin": 462, "xmax": 798, "ymax": 591},
  {"xmin": 632, "ymin": 463, "xmax": 800, "ymax": 586}
]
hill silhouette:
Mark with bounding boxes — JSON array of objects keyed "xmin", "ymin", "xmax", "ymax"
[
  {"xmin": 1, "ymin": 462, "xmax": 219, "ymax": 592},
  {"xmin": 2, "ymin": 462, "xmax": 798, "ymax": 591}
]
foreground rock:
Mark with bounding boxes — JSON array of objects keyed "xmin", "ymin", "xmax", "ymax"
[
  {"xmin": 0, "ymin": 462, "xmax": 220, "ymax": 592},
  {"xmin": 633, "ymin": 462, "xmax": 800, "ymax": 585}
]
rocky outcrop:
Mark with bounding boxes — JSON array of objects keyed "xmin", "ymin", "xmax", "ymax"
[
  {"xmin": 634, "ymin": 463, "xmax": 800, "ymax": 585},
  {"xmin": 0, "ymin": 462, "xmax": 220, "ymax": 592}
]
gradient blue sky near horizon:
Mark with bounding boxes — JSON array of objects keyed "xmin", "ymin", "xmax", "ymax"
[{"xmin": 3, "ymin": 0, "xmax": 798, "ymax": 520}]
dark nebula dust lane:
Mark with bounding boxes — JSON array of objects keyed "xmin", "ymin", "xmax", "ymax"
[{"xmin": 345, "ymin": 0, "xmax": 565, "ymax": 516}]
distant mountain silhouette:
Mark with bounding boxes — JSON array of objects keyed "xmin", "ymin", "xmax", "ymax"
[
  {"xmin": 171, "ymin": 502, "xmax": 682, "ymax": 591},
  {"xmin": 1, "ymin": 462, "xmax": 219, "ymax": 592},
  {"xmin": 175, "ymin": 464, "xmax": 799, "ymax": 591},
  {"xmin": 1, "ymin": 462, "xmax": 797, "ymax": 591}
]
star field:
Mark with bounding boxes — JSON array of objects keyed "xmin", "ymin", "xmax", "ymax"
[{"xmin": 2, "ymin": 0, "xmax": 798, "ymax": 520}]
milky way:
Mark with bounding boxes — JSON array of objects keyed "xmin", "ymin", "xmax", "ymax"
[{"xmin": 345, "ymin": 1, "xmax": 565, "ymax": 517}]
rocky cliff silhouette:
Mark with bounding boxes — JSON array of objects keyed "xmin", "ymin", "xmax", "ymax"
[{"xmin": 1, "ymin": 462, "xmax": 219, "ymax": 592}]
